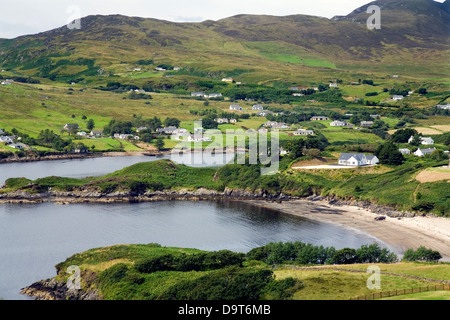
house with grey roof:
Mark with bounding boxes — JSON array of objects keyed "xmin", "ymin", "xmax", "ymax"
[
  {"xmin": 252, "ymin": 105, "xmax": 264, "ymax": 111},
  {"xmin": 414, "ymin": 148, "xmax": 436, "ymax": 157},
  {"xmin": 360, "ymin": 121, "xmax": 374, "ymax": 127},
  {"xmin": 293, "ymin": 129, "xmax": 314, "ymax": 136},
  {"xmin": 399, "ymin": 148, "xmax": 411, "ymax": 155},
  {"xmin": 230, "ymin": 104, "xmax": 243, "ymax": 111},
  {"xmin": 338, "ymin": 153, "xmax": 379, "ymax": 166}
]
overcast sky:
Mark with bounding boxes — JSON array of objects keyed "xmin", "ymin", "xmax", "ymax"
[{"xmin": 0, "ymin": 0, "xmax": 446, "ymax": 39}]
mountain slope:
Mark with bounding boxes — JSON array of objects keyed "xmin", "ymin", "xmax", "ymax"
[{"xmin": 0, "ymin": 0, "xmax": 448, "ymax": 80}]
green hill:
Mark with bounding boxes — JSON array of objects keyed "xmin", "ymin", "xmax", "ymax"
[{"xmin": 0, "ymin": 0, "xmax": 448, "ymax": 82}]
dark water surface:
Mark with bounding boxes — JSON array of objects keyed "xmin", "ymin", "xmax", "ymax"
[{"xmin": 0, "ymin": 200, "xmax": 389, "ymax": 300}]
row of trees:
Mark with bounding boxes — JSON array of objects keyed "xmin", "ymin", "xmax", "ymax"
[{"xmin": 247, "ymin": 242, "xmax": 399, "ymax": 265}]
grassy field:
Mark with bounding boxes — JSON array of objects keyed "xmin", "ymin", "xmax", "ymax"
[{"xmin": 35, "ymin": 244, "xmax": 450, "ymax": 301}]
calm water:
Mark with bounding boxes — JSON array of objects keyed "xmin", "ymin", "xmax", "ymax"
[
  {"xmin": 0, "ymin": 153, "xmax": 236, "ymax": 185},
  {"xmin": 0, "ymin": 200, "xmax": 390, "ymax": 300}
]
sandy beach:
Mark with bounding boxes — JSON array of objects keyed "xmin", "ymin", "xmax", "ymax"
[{"xmin": 241, "ymin": 199, "xmax": 450, "ymax": 262}]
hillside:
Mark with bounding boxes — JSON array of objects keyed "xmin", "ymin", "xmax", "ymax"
[{"xmin": 0, "ymin": 0, "xmax": 449, "ymax": 82}]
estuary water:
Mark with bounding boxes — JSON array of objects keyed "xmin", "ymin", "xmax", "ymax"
[{"xmin": 0, "ymin": 200, "xmax": 388, "ymax": 300}]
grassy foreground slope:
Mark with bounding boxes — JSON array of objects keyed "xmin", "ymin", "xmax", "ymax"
[
  {"xmin": 2, "ymin": 157, "xmax": 449, "ymax": 216},
  {"xmin": 43, "ymin": 243, "xmax": 449, "ymax": 300}
]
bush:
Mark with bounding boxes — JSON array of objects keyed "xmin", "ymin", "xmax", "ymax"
[
  {"xmin": 402, "ymin": 247, "xmax": 442, "ymax": 262},
  {"xmin": 99, "ymin": 263, "xmax": 129, "ymax": 287}
]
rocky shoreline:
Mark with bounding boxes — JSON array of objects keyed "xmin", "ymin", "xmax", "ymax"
[{"xmin": 0, "ymin": 187, "xmax": 422, "ymax": 218}]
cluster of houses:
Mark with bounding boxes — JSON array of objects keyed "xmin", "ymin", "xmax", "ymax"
[
  {"xmin": 0, "ymin": 129, "xmax": 27, "ymax": 150},
  {"xmin": 397, "ymin": 135, "xmax": 437, "ymax": 157}
]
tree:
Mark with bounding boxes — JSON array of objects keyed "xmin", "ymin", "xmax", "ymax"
[
  {"xmin": 155, "ymin": 139, "xmax": 165, "ymax": 151},
  {"xmin": 86, "ymin": 119, "xmax": 95, "ymax": 131},
  {"xmin": 332, "ymin": 248, "xmax": 357, "ymax": 264},
  {"xmin": 202, "ymin": 114, "xmax": 218, "ymax": 130},
  {"xmin": 164, "ymin": 117, "xmax": 180, "ymax": 128},
  {"xmin": 375, "ymin": 142, "xmax": 404, "ymax": 165}
]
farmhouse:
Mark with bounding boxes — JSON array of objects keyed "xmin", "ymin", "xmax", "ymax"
[
  {"xmin": 330, "ymin": 120, "xmax": 349, "ymax": 127},
  {"xmin": 77, "ymin": 131, "xmax": 87, "ymax": 137},
  {"xmin": 329, "ymin": 83, "xmax": 338, "ymax": 88},
  {"xmin": 91, "ymin": 130, "xmax": 103, "ymax": 137},
  {"xmin": 392, "ymin": 95, "xmax": 404, "ymax": 101},
  {"xmin": 191, "ymin": 92, "xmax": 205, "ymax": 97},
  {"xmin": 257, "ymin": 111, "xmax": 274, "ymax": 117},
  {"xmin": 414, "ymin": 148, "xmax": 436, "ymax": 157},
  {"xmin": 9, "ymin": 143, "xmax": 26, "ymax": 150},
  {"xmin": 360, "ymin": 121, "xmax": 374, "ymax": 127},
  {"xmin": 114, "ymin": 133, "xmax": 139, "ymax": 140},
  {"xmin": 205, "ymin": 93, "xmax": 222, "ymax": 98},
  {"xmin": 408, "ymin": 136, "xmax": 434, "ymax": 145},
  {"xmin": 310, "ymin": 116, "xmax": 329, "ymax": 121},
  {"xmin": 399, "ymin": 148, "xmax": 411, "ymax": 155},
  {"xmin": 157, "ymin": 126, "xmax": 178, "ymax": 135},
  {"xmin": 252, "ymin": 105, "xmax": 264, "ymax": 111},
  {"xmin": 293, "ymin": 129, "xmax": 314, "ymax": 136},
  {"xmin": 215, "ymin": 118, "xmax": 229, "ymax": 124},
  {"xmin": 339, "ymin": 153, "xmax": 379, "ymax": 166},
  {"xmin": 222, "ymin": 78, "xmax": 234, "ymax": 82},
  {"xmin": 0, "ymin": 136, "xmax": 14, "ymax": 144},
  {"xmin": 436, "ymin": 104, "xmax": 450, "ymax": 110},
  {"xmin": 230, "ymin": 105, "xmax": 243, "ymax": 111}
]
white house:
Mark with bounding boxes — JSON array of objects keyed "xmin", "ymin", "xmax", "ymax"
[
  {"xmin": 293, "ymin": 129, "xmax": 314, "ymax": 136},
  {"xmin": 9, "ymin": 143, "xmax": 26, "ymax": 150},
  {"xmin": 191, "ymin": 92, "xmax": 205, "ymax": 97},
  {"xmin": 360, "ymin": 121, "xmax": 374, "ymax": 127},
  {"xmin": 252, "ymin": 105, "xmax": 264, "ymax": 111},
  {"xmin": 222, "ymin": 78, "xmax": 234, "ymax": 82},
  {"xmin": 230, "ymin": 105, "xmax": 243, "ymax": 111},
  {"xmin": 310, "ymin": 116, "xmax": 329, "ymax": 121},
  {"xmin": 392, "ymin": 95, "xmax": 404, "ymax": 101},
  {"xmin": 399, "ymin": 148, "xmax": 411, "ymax": 155},
  {"xmin": 77, "ymin": 131, "xmax": 87, "ymax": 137},
  {"xmin": 414, "ymin": 148, "xmax": 436, "ymax": 157},
  {"xmin": 329, "ymin": 83, "xmax": 338, "ymax": 88},
  {"xmin": 436, "ymin": 104, "xmax": 450, "ymax": 110},
  {"xmin": 0, "ymin": 136, "xmax": 14, "ymax": 144},
  {"xmin": 215, "ymin": 118, "xmax": 229, "ymax": 124},
  {"xmin": 330, "ymin": 120, "xmax": 349, "ymax": 127},
  {"xmin": 338, "ymin": 153, "xmax": 379, "ymax": 166},
  {"xmin": 114, "ymin": 133, "xmax": 139, "ymax": 140},
  {"xmin": 257, "ymin": 111, "xmax": 274, "ymax": 117},
  {"xmin": 157, "ymin": 127, "xmax": 178, "ymax": 135},
  {"xmin": 91, "ymin": 130, "xmax": 103, "ymax": 137},
  {"xmin": 206, "ymin": 93, "xmax": 222, "ymax": 98},
  {"xmin": 408, "ymin": 136, "xmax": 434, "ymax": 145}
]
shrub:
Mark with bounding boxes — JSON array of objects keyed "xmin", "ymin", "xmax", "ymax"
[{"xmin": 402, "ymin": 247, "xmax": 442, "ymax": 262}]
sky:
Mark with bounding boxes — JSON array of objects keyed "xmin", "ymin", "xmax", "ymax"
[{"xmin": 0, "ymin": 0, "xmax": 446, "ymax": 39}]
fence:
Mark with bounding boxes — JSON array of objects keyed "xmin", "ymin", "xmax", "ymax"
[{"xmin": 351, "ymin": 284, "xmax": 450, "ymax": 300}]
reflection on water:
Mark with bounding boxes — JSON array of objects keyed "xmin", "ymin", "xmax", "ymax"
[{"xmin": 0, "ymin": 200, "xmax": 389, "ymax": 300}]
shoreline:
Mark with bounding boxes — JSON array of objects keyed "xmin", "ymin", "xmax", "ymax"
[
  {"xmin": 239, "ymin": 199, "xmax": 450, "ymax": 262},
  {"xmin": 0, "ymin": 188, "xmax": 449, "ymax": 261}
]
